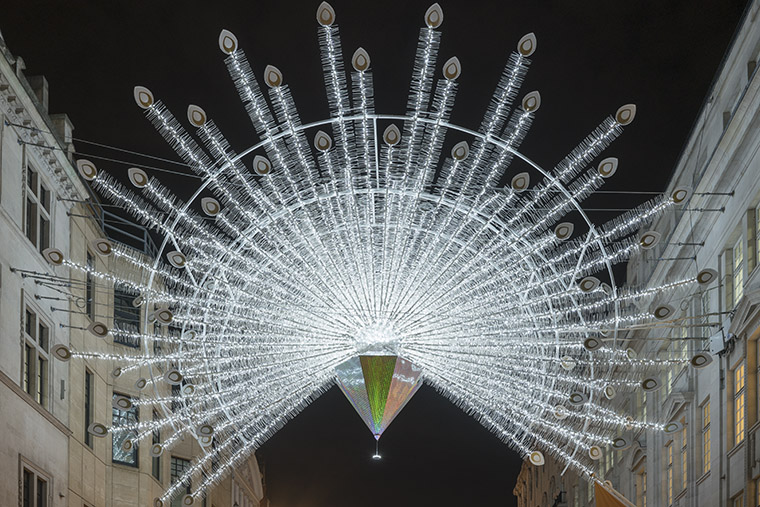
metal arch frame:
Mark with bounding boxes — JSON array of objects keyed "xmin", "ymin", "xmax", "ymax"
[{"xmin": 140, "ymin": 111, "xmax": 620, "ymax": 464}]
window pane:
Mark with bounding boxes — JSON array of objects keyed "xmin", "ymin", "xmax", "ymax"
[
  {"xmin": 27, "ymin": 167, "xmax": 37, "ymax": 193},
  {"xmin": 36, "ymin": 356, "xmax": 46, "ymax": 405},
  {"xmin": 170, "ymin": 456, "xmax": 192, "ymax": 507},
  {"xmin": 113, "ymin": 288, "xmax": 141, "ymax": 345},
  {"xmin": 38, "ymin": 216, "xmax": 49, "ymax": 253},
  {"xmin": 25, "ymin": 309, "xmax": 35, "ymax": 338},
  {"xmin": 85, "ymin": 371, "xmax": 93, "ymax": 448},
  {"xmin": 38, "ymin": 323, "xmax": 49, "ymax": 352},
  {"xmin": 23, "ymin": 469, "xmax": 32, "ymax": 507},
  {"xmin": 736, "ymin": 364, "xmax": 745, "ymax": 393},
  {"xmin": 26, "ymin": 198, "xmax": 37, "ymax": 245},
  {"xmin": 24, "ymin": 344, "xmax": 33, "ymax": 395},
  {"xmin": 734, "ymin": 239, "xmax": 744, "ymax": 303},
  {"xmin": 112, "ymin": 393, "xmax": 138, "ymax": 466},
  {"xmin": 39, "ymin": 186, "xmax": 50, "ymax": 211},
  {"xmin": 86, "ymin": 253, "xmax": 95, "ymax": 320},
  {"xmin": 152, "ymin": 410, "xmax": 161, "ymax": 481},
  {"xmin": 36, "ymin": 477, "xmax": 46, "ymax": 507},
  {"xmin": 736, "ymin": 391, "xmax": 745, "ymax": 445}
]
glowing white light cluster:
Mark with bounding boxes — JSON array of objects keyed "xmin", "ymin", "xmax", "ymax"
[{"xmin": 52, "ymin": 2, "xmax": 717, "ymax": 502}]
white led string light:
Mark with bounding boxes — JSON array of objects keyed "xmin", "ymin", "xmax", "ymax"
[{"xmin": 36, "ymin": 3, "xmax": 722, "ymax": 504}]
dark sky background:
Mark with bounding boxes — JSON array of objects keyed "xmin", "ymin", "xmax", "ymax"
[{"xmin": 1, "ymin": 1, "xmax": 749, "ymax": 505}]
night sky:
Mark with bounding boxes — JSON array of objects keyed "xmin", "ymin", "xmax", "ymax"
[{"xmin": 2, "ymin": 1, "xmax": 748, "ymax": 505}]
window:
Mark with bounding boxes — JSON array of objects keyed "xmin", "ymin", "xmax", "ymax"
[
  {"xmin": 666, "ymin": 441, "xmax": 673, "ymax": 505},
  {"xmin": 635, "ymin": 466, "xmax": 647, "ymax": 507},
  {"xmin": 85, "ymin": 369, "xmax": 93, "ymax": 449},
  {"xmin": 24, "ymin": 164, "xmax": 51, "ymax": 253},
  {"xmin": 641, "ymin": 470, "xmax": 647, "ymax": 507},
  {"xmin": 22, "ymin": 306, "xmax": 49, "ymax": 406},
  {"xmin": 171, "ymin": 383, "xmax": 182, "ymax": 413},
  {"xmin": 113, "ymin": 288, "xmax": 140, "ymax": 346},
  {"xmin": 664, "ymin": 363, "xmax": 673, "ymax": 398},
  {"xmin": 21, "ymin": 464, "xmax": 49, "ymax": 507},
  {"xmin": 679, "ymin": 325, "xmax": 689, "ymax": 359},
  {"xmin": 152, "ymin": 410, "xmax": 161, "ymax": 482},
  {"xmin": 735, "ymin": 362, "xmax": 746, "ymax": 445},
  {"xmin": 112, "ymin": 392, "xmax": 138, "ymax": 466},
  {"xmin": 171, "ymin": 456, "xmax": 192, "ymax": 507},
  {"xmin": 85, "ymin": 251, "xmax": 95, "ymax": 320},
  {"xmin": 733, "ymin": 493, "xmax": 744, "ymax": 507},
  {"xmin": 734, "ymin": 237, "xmax": 744, "ymax": 305},
  {"xmin": 681, "ymin": 426, "xmax": 687, "ymax": 491},
  {"xmin": 638, "ymin": 390, "xmax": 647, "ymax": 422},
  {"xmin": 700, "ymin": 290, "xmax": 711, "ymax": 349},
  {"xmin": 702, "ymin": 400, "xmax": 711, "ymax": 475}
]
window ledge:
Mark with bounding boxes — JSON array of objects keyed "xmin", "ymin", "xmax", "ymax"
[
  {"xmin": 727, "ymin": 440, "xmax": 745, "ymax": 458},
  {"xmin": 112, "ymin": 461, "xmax": 140, "ymax": 470},
  {"xmin": 696, "ymin": 471, "xmax": 711, "ymax": 486},
  {"xmin": 0, "ymin": 369, "xmax": 70, "ymax": 436}
]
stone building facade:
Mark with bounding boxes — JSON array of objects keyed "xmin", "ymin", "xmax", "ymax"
[
  {"xmin": 0, "ymin": 28, "xmax": 266, "ymax": 507},
  {"xmin": 0, "ymin": 26, "xmax": 87, "ymax": 507},
  {"xmin": 514, "ymin": 1, "xmax": 760, "ymax": 506}
]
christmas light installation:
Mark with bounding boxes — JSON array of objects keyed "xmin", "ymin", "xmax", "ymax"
[{"xmin": 42, "ymin": 2, "xmax": 719, "ymax": 504}]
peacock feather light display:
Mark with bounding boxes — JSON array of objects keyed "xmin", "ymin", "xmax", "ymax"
[{"xmin": 42, "ymin": 2, "xmax": 718, "ymax": 504}]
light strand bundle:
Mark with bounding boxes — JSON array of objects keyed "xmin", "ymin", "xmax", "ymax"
[{"xmin": 49, "ymin": 3, "xmax": 717, "ymax": 503}]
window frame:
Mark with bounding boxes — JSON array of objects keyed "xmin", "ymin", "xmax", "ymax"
[
  {"xmin": 666, "ymin": 440, "xmax": 674, "ymax": 505},
  {"xmin": 733, "ymin": 236, "xmax": 744, "ymax": 305},
  {"xmin": 22, "ymin": 304, "xmax": 50, "ymax": 408},
  {"xmin": 170, "ymin": 456, "xmax": 192, "ymax": 507},
  {"xmin": 20, "ymin": 458, "xmax": 51, "ymax": 507},
  {"xmin": 702, "ymin": 399, "xmax": 711, "ymax": 475},
  {"xmin": 84, "ymin": 369, "xmax": 94, "ymax": 449},
  {"xmin": 111, "ymin": 392, "xmax": 139, "ymax": 467},
  {"xmin": 23, "ymin": 162, "xmax": 52, "ymax": 254},
  {"xmin": 113, "ymin": 287, "xmax": 141, "ymax": 347},
  {"xmin": 152, "ymin": 410, "xmax": 161, "ymax": 482},
  {"xmin": 85, "ymin": 250, "xmax": 95, "ymax": 321},
  {"xmin": 700, "ymin": 289, "xmax": 711, "ymax": 349},
  {"xmin": 735, "ymin": 362, "xmax": 746, "ymax": 446}
]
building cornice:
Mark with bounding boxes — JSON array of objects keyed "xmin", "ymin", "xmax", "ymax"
[{"xmin": 0, "ymin": 48, "xmax": 88, "ymax": 203}]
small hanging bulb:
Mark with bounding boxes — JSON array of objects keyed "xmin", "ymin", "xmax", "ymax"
[{"xmin": 372, "ymin": 436, "xmax": 381, "ymax": 460}]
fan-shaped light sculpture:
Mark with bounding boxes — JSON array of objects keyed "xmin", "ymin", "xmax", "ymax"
[{"xmin": 51, "ymin": 2, "xmax": 718, "ymax": 503}]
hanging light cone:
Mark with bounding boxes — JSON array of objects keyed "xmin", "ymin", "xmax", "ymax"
[{"xmin": 335, "ymin": 356, "xmax": 422, "ymax": 440}]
